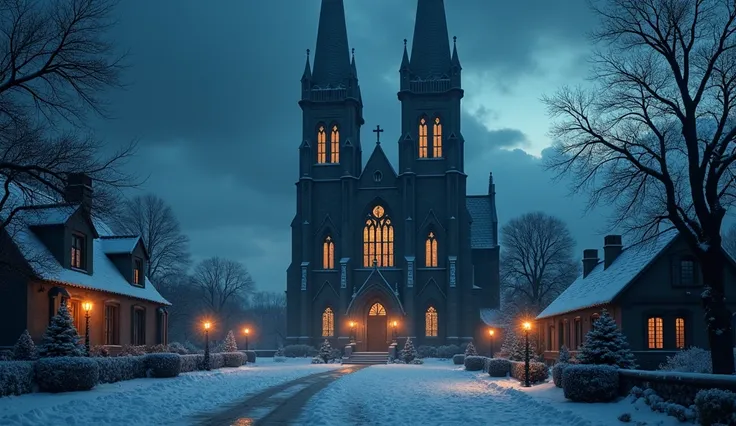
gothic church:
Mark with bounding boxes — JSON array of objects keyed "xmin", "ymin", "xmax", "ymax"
[{"xmin": 286, "ymin": 0, "xmax": 500, "ymax": 351}]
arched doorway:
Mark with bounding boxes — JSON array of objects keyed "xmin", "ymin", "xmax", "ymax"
[{"xmin": 366, "ymin": 302, "xmax": 387, "ymax": 351}]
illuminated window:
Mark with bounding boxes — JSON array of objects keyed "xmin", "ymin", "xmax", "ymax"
[
  {"xmin": 317, "ymin": 126, "xmax": 327, "ymax": 163},
  {"xmin": 369, "ymin": 303, "xmax": 386, "ymax": 316},
  {"xmin": 425, "ymin": 232, "xmax": 438, "ymax": 267},
  {"xmin": 133, "ymin": 258, "xmax": 143, "ymax": 286},
  {"xmin": 418, "ymin": 117, "xmax": 428, "ymax": 158},
  {"xmin": 330, "ymin": 125, "xmax": 340, "ymax": 163},
  {"xmin": 647, "ymin": 317, "xmax": 663, "ymax": 349},
  {"xmin": 322, "ymin": 307, "xmax": 334, "ymax": 337},
  {"xmin": 425, "ymin": 306, "xmax": 438, "ymax": 337},
  {"xmin": 323, "ymin": 236, "xmax": 335, "ymax": 269},
  {"xmin": 363, "ymin": 205, "xmax": 394, "ymax": 267},
  {"xmin": 432, "ymin": 117, "xmax": 442, "ymax": 157},
  {"xmin": 71, "ymin": 233, "xmax": 85, "ymax": 270},
  {"xmin": 68, "ymin": 299, "xmax": 82, "ymax": 334},
  {"xmin": 675, "ymin": 317, "xmax": 685, "ymax": 349}
]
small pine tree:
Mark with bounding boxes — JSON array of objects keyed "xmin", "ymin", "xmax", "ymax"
[
  {"xmin": 39, "ymin": 303, "xmax": 84, "ymax": 357},
  {"xmin": 558, "ymin": 345, "xmax": 571, "ymax": 363},
  {"xmin": 577, "ymin": 309, "xmax": 637, "ymax": 369},
  {"xmin": 224, "ymin": 330, "xmax": 238, "ymax": 352},
  {"xmin": 501, "ymin": 329, "xmax": 536, "ymax": 361},
  {"xmin": 13, "ymin": 330, "xmax": 36, "ymax": 360},
  {"xmin": 401, "ymin": 337, "xmax": 418, "ymax": 362},
  {"xmin": 319, "ymin": 339, "xmax": 332, "ymax": 363},
  {"xmin": 465, "ymin": 341, "xmax": 478, "ymax": 356}
]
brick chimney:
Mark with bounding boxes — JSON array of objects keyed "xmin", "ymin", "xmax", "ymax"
[
  {"xmin": 582, "ymin": 249, "xmax": 599, "ymax": 278},
  {"xmin": 603, "ymin": 235, "xmax": 623, "ymax": 270},
  {"xmin": 63, "ymin": 173, "xmax": 93, "ymax": 211}
]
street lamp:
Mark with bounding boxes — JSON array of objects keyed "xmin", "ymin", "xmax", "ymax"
[
  {"xmin": 488, "ymin": 328, "xmax": 495, "ymax": 358},
  {"xmin": 391, "ymin": 320, "xmax": 398, "ymax": 343},
  {"xmin": 243, "ymin": 327, "xmax": 250, "ymax": 351},
  {"xmin": 82, "ymin": 302, "xmax": 93, "ymax": 356},
  {"xmin": 203, "ymin": 321, "xmax": 212, "ymax": 371},
  {"xmin": 522, "ymin": 321, "xmax": 532, "ymax": 387},
  {"xmin": 349, "ymin": 321, "xmax": 356, "ymax": 343}
]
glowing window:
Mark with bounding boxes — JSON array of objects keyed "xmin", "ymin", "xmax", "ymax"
[
  {"xmin": 363, "ymin": 206, "xmax": 394, "ymax": 267},
  {"xmin": 432, "ymin": 117, "xmax": 442, "ymax": 158},
  {"xmin": 675, "ymin": 317, "xmax": 685, "ymax": 349},
  {"xmin": 425, "ymin": 307, "xmax": 438, "ymax": 337},
  {"xmin": 647, "ymin": 317, "xmax": 663, "ymax": 349},
  {"xmin": 317, "ymin": 126, "xmax": 327, "ymax": 164},
  {"xmin": 425, "ymin": 232, "xmax": 438, "ymax": 267},
  {"xmin": 369, "ymin": 303, "xmax": 386, "ymax": 316},
  {"xmin": 330, "ymin": 125, "xmax": 340, "ymax": 163},
  {"xmin": 322, "ymin": 307, "xmax": 334, "ymax": 337},
  {"xmin": 323, "ymin": 236, "xmax": 335, "ymax": 269},
  {"xmin": 418, "ymin": 117, "xmax": 428, "ymax": 158}
]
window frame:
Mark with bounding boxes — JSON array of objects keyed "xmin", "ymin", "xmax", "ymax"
[
  {"xmin": 330, "ymin": 124, "xmax": 340, "ymax": 163},
  {"xmin": 132, "ymin": 306, "xmax": 146, "ymax": 346},
  {"xmin": 362, "ymin": 205, "xmax": 394, "ymax": 268},
  {"xmin": 425, "ymin": 306, "xmax": 438, "ymax": 337},
  {"xmin": 432, "ymin": 116, "xmax": 443, "ymax": 158},
  {"xmin": 104, "ymin": 303, "xmax": 120, "ymax": 345},
  {"xmin": 647, "ymin": 316, "xmax": 664, "ymax": 349},
  {"xmin": 322, "ymin": 236, "xmax": 335, "ymax": 269},
  {"xmin": 322, "ymin": 307, "xmax": 335, "ymax": 337},
  {"xmin": 418, "ymin": 116, "xmax": 428, "ymax": 158},
  {"xmin": 675, "ymin": 317, "xmax": 686, "ymax": 349},
  {"xmin": 425, "ymin": 231, "xmax": 438, "ymax": 268},
  {"xmin": 71, "ymin": 233, "xmax": 86, "ymax": 270},
  {"xmin": 133, "ymin": 257, "xmax": 144, "ymax": 286}
]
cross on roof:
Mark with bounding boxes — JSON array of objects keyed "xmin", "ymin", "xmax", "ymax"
[{"xmin": 373, "ymin": 125, "xmax": 384, "ymax": 145}]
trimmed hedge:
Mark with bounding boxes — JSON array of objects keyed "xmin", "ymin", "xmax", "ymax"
[
  {"xmin": 145, "ymin": 353, "xmax": 181, "ymax": 378},
  {"xmin": 0, "ymin": 361, "xmax": 34, "ymax": 397},
  {"xmin": 35, "ymin": 357, "xmax": 99, "ymax": 393},
  {"xmin": 452, "ymin": 354, "xmax": 465, "ymax": 365},
  {"xmin": 464, "ymin": 356, "xmax": 486, "ymax": 371},
  {"xmin": 210, "ymin": 353, "xmax": 225, "ymax": 370},
  {"xmin": 180, "ymin": 354, "xmax": 204, "ymax": 372},
  {"xmin": 510, "ymin": 360, "xmax": 548, "ymax": 384},
  {"xmin": 94, "ymin": 356, "xmax": 146, "ymax": 383},
  {"xmin": 244, "ymin": 350, "xmax": 256, "ymax": 364},
  {"xmin": 417, "ymin": 345, "xmax": 438, "ymax": 359},
  {"xmin": 562, "ymin": 364, "xmax": 619, "ymax": 402},
  {"xmin": 552, "ymin": 362, "xmax": 568, "ymax": 388},
  {"xmin": 283, "ymin": 345, "xmax": 317, "ymax": 357},
  {"xmin": 487, "ymin": 358, "xmax": 511, "ymax": 377},
  {"xmin": 437, "ymin": 345, "xmax": 463, "ymax": 359},
  {"xmin": 223, "ymin": 352, "xmax": 246, "ymax": 367}
]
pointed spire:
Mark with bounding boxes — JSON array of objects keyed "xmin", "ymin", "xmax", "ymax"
[
  {"xmin": 302, "ymin": 49, "xmax": 312, "ymax": 81},
  {"xmin": 451, "ymin": 36, "xmax": 461, "ymax": 68},
  {"xmin": 410, "ymin": 0, "xmax": 452, "ymax": 79},
  {"xmin": 400, "ymin": 39, "xmax": 410, "ymax": 71},
  {"xmin": 312, "ymin": 0, "xmax": 352, "ymax": 86},
  {"xmin": 488, "ymin": 172, "xmax": 495, "ymax": 195},
  {"xmin": 350, "ymin": 48, "xmax": 358, "ymax": 77}
]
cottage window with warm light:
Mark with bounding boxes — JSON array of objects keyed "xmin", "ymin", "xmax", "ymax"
[
  {"xmin": 71, "ymin": 233, "xmax": 85, "ymax": 270},
  {"xmin": 675, "ymin": 317, "xmax": 685, "ymax": 349},
  {"xmin": 133, "ymin": 258, "xmax": 143, "ymax": 286},
  {"xmin": 647, "ymin": 317, "xmax": 663, "ymax": 349}
]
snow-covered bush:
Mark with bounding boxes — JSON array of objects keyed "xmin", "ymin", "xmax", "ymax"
[
  {"xmin": 0, "ymin": 361, "xmax": 34, "ymax": 397},
  {"xmin": 410, "ymin": 358, "xmax": 424, "ymax": 365},
  {"xmin": 577, "ymin": 309, "xmax": 637, "ymax": 369},
  {"xmin": 311, "ymin": 356, "xmax": 325, "ymax": 364},
  {"xmin": 464, "ymin": 355, "xmax": 486, "ymax": 371},
  {"xmin": 401, "ymin": 337, "xmax": 418, "ymax": 363},
  {"xmin": 694, "ymin": 388, "xmax": 736, "ymax": 426},
  {"xmin": 13, "ymin": 330, "xmax": 36, "ymax": 360},
  {"xmin": 38, "ymin": 303, "xmax": 84, "ymax": 357},
  {"xmin": 319, "ymin": 339, "xmax": 333, "ymax": 363},
  {"xmin": 119, "ymin": 345, "xmax": 147, "ymax": 357},
  {"xmin": 436, "ymin": 344, "xmax": 462, "ymax": 359},
  {"xmin": 244, "ymin": 350, "xmax": 256, "ymax": 363},
  {"xmin": 0, "ymin": 350, "xmax": 12, "ymax": 361},
  {"xmin": 552, "ymin": 362, "xmax": 568, "ymax": 388},
  {"xmin": 637, "ymin": 388, "xmax": 697, "ymax": 423},
  {"xmin": 183, "ymin": 341, "xmax": 199, "ymax": 353},
  {"xmin": 94, "ymin": 356, "xmax": 146, "ymax": 383},
  {"xmin": 329, "ymin": 348, "xmax": 342, "ymax": 362},
  {"xmin": 35, "ymin": 357, "xmax": 99, "ymax": 393},
  {"xmin": 224, "ymin": 331, "xmax": 238, "ymax": 352},
  {"xmin": 89, "ymin": 345, "xmax": 109, "ymax": 357},
  {"xmin": 562, "ymin": 364, "xmax": 618, "ymax": 402},
  {"xmin": 617, "ymin": 413, "xmax": 631, "ymax": 423},
  {"xmin": 146, "ymin": 344, "xmax": 170, "ymax": 353},
  {"xmin": 452, "ymin": 354, "xmax": 465, "ymax": 365},
  {"xmin": 274, "ymin": 355, "xmax": 287, "ymax": 363},
  {"xmin": 284, "ymin": 344, "xmax": 317, "ymax": 357},
  {"xmin": 417, "ymin": 345, "xmax": 437, "ymax": 358},
  {"xmin": 180, "ymin": 354, "xmax": 204, "ymax": 372},
  {"xmin": 658, "ymin": 347, "xmax": 712, "ymax": 374},
  {"xmin": 510, "ymin": 361, "xmax": 548, "ymax": 384},
  {"xmin": 223, "ymin": 352, "xmax": 246, "ymax": 367},
  {"xmin": 145, "ymin": 353, "xmax": 181, "ymax": 378},
  {"xmin": 558, "ymin": 345, "xmax": 571, "ymax": 363},
  {"xmin": 487, "ymin": 358, "xmax": 511, "ymax": 377},
  {"xmin": 391, "ymin": 358, "xmax": 406, "ymax": 364},
  {"xmin": 464, "ymin": 342, "xmax": 478, "ymax": 356},
  {"xmin": 210, "ymin": 353, "xmax": 225, "ymax": 369},
  {"xmin": 168, "ymin": 342, "xmax": 189, "ymax": 355}
]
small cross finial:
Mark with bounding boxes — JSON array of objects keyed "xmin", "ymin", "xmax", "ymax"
[
  {"xmin": 403, "ymin": 38, "xmax": 407, "ymax": 46},
  {"xmin": 352, "ymin": 47, "xmax": 355, "ymax": 57},
  {"xmin": 306, "ymin": 48, "xmax": 310, "ymax": 57},
  {"xmin": 453, "ymin": 36, "xmax": 457, "ymax": 44},
  {"xmin": 373, "ymin": 125, "xmax": 384, "ymax": 145}
]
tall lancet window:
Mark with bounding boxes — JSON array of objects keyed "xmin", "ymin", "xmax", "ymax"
[
  {"xmin": 425, "ymin": 232, "xmax": 438, "ymax": 267},
  {"xmin": 363, "ymin": 205, "xmax": 394, "ymax": 267},
  {"xmin": 330, "ymin": 125, "xmax": 340, "ymax": 163},
  {"xmin": 317, "ymin": 126, "xmax": 327, "ymax": 163},
  {"xmin": 322, "ymin": 307, "xmax": 334, "ymax": 337},
  {"xmin": 323, "ymin": 236, "xmax": 335, "ymax": 269},
  {"xmin": 425, "ymin": 306, "xmax": 438, "ymax": 337},
  {"xmin": 418, "ymin": 117, "xmax": 428, "ymax": 158},
  {"xmin": 433, "ymin": 117, "xmax": 443, "ymax": 158}
]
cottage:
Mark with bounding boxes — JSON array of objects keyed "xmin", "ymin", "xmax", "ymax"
[
  {"xmin": 0, "ymin": 174, "xmax": 170, "ymax": 353},
  {"xmin": 536, "ymin": 231, "xmax": 736, "ymax": 369}
]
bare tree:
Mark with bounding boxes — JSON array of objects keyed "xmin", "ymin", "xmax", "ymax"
[
  {"xmin": 543, "ymin": 0, "xmax": 736, "ymax": 373},
  {"xmin": 245, "ymin": 291, "xmax": 286, "ymax": 348},
  {"xmin": 500, "ymin": 212, "xmax": 578, "ymax": 314},
  {"xmin": 723, "ymin": 225, "xmax": 736, "ymax": 260},
  {"xmin": 192, "ymin": 257, "xmax": 255, "ymax": 319},
  {"xmin": 115, "ymin": 194, "xmax": 190, "ymax": 282}
]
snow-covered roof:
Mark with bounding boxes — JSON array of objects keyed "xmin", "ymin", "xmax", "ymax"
[
  {"xmin": 466, "ymin": 195, "xmax": 496, "ymax": 249},
  {"xmin": 20, "ymin": 204, "xmax": 79, "ymax": 226},
  {"xmin": 100, "ymin": 236, "xmax": 142, "ymax": 255},
  {"xmin": 536, "ymin": 230, "xmax": 679, "ymax": 319},
  {"xmin": 480, "ymin": 308, "xmax": 502, "ymax": 326}
]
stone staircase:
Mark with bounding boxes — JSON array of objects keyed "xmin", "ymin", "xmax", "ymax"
[{"xmin": 343, "ymin": 351, "xmax": 389, "ymax": 365}]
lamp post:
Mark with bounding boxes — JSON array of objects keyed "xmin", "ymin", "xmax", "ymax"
[
  {"xmin": 203, "ymin": 321, "xmax": 211, "ymax": 371},
  {"xmin": 391, "ymin": 321, "xmax": 398, "ymax": 343},
  {"xmin": 243, "ymin": 327, "xmax": 250, "ymax": 351},
  {"xmin": 522, "ymin": 322, "xmax": 532, "ymax": 387},
  {"xmin": 82, "ymin": 302, "xmax": 93, "ymax": 356},
  {"xmin": 349, "ymin": 321, "xmax": 356, "ymax": 343},
  {"xmin": 488, "ymin": 328, "xmax": 495, "ymax": 358}
]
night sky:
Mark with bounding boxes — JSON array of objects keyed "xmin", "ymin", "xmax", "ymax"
[{"xmin": 92, "ymin": 0, "xmax": 618, "ymax": 292}]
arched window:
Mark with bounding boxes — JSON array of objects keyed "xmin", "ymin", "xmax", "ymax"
[
  {"xmin": 317, "ymin": 125, "xmax": 327, "ymax": 164},
  {"xmin": 425, "ymin": 232, "xmax": 438, "ymax": 267},
  {"xmin": 675, "ymin": 317, "xmax": 685, "ymax": 349},
  {"xmin": 647, "ymin": 317, "xmax": 663, "ymax": 349},
  {"xmin": 363, "ymin": 205, "xmax": 394, "ymax": 267},
  {"xmin": 323, "ymin": 236, "xmax": 335, "ymax": 269},
  {"xmin": 369, "ymin": 303, "xmax": 386, "ymax": 316},
  {"xmin": 330, "ymin": 125, "xmax": 340, "ymax": 163},
  {"xmin": 418, "ymin": 117, "xmax": 428, "ymax": 158},
  {"xmin": 425, "ymin": 306, "xmax": 438, "ymax": 337},
  {"xmin": 433, "ymin": 117, "xmax": 443, "ymax": 158},
  {"xmin": 322, "ymin": 307, "xmax": 334, "ymax": 337}
]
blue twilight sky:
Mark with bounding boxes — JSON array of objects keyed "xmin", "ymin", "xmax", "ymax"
[{"xmin": 92, "ymin": 0, "xmax": 622, "ymax": 292}]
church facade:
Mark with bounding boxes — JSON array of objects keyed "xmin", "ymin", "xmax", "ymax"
[{"xmin": 286, "ymin": 0, "xmax": 500, "ymax": 352}]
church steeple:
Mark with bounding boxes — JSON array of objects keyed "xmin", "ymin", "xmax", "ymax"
[
  {"xmin": 409, "ymin": 0, "xmax": 452, "ymax": 79},
  {"xmin": 312, "ymin": 0, "xmax": 352, "ymax": 87}
]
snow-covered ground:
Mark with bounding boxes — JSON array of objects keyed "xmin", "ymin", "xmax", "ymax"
[
  {"xmin": 299, "ymin": 359, "xmax": 679, "ymax": 426},
  {"xmin": 0, "ymin": 358, "xmax": 341, "ymax": 426}
]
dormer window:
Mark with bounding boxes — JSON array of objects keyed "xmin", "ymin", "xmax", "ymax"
[
  {"xmin": 133, "ymin": 258, "xmax": 143, "ymax": 286},
  {"xmin": 71, "ymin": 234, "xmax": 85, "ymax": 270}
]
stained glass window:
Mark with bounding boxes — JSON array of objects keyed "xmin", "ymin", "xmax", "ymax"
[
  {"xmin": 369, "ymin": 303, "xmax": 386, "ymax": 316},
  {"xmin": 330, "ymin": 125, "xmax": 340, "ymax": 163},
  {"xmin": 418, "ymin": 117, "xmax": 428, "ymax": 158},
  {"xmin": 425, "ymin": 232, "xmax": 438, "ymax": 267},
  {"xmin": 363, "ymin": 205, "xmax": 394, "ymax": 267},
  {"xmin": 317, "ymin": 126, "xmax": 327, "ymax": 163},
  {"xmin": 433, "ymin": 117, "xmax": 442, "ymax": 158},
  {"xmin": 425, "ymin": 307, "xmax": 438, "ymax": 337},
  {"xmin": 322, "ymin": 307, "xmax": 334, "ymax": 337},
  {"xmin": 323, "ymin": 236, "xmax": 335, "ymax": 269}
]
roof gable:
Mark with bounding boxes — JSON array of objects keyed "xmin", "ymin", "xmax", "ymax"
[{"xmin": 360, "ymin": 143, "xmax": 397, "ymax": 187}]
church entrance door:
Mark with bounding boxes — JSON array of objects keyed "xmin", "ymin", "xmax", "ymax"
[{"xmin": 366, "ymin": 302, "xmax": 387, "ymax": 352}]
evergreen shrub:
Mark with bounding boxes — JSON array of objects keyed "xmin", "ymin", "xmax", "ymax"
[
  {"xmin": 562, "ymin": 364, "xmax": 619, "ymax": 402},
  {"xmin": 35, "ymin": 357, "xmax": 99, "ymax": 393},
  {"xmin": 694, "ymin": 389, "xmax": 736, "ymax": 426},
  {"xmin": 487, "ymin": 358, "xmax": 510, "ymax": 377},
  {"xmin": 0, "ymin": 361, "xmax": 34, "ymax": 397},
  {"xmin": 223, "ymin": 352, "xmax": 246, "ymax": 367},
  {"xmin": 509, "ymin": 361, "xmax": 548, "ymax": 384},
  {"xmin": 94, "ymin": 356, "xmax": 146, "ymax": 383},
  {"xmin": 464, "ymin": 355, "xmax": 486, "ymax": 371},
  {"xmin": 452, "ymin": 354, "xmax": 465, "ymax": 365},
  {"xmin": 146, "ymin": 353, "xmax": 181, "ymax": 378}
]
